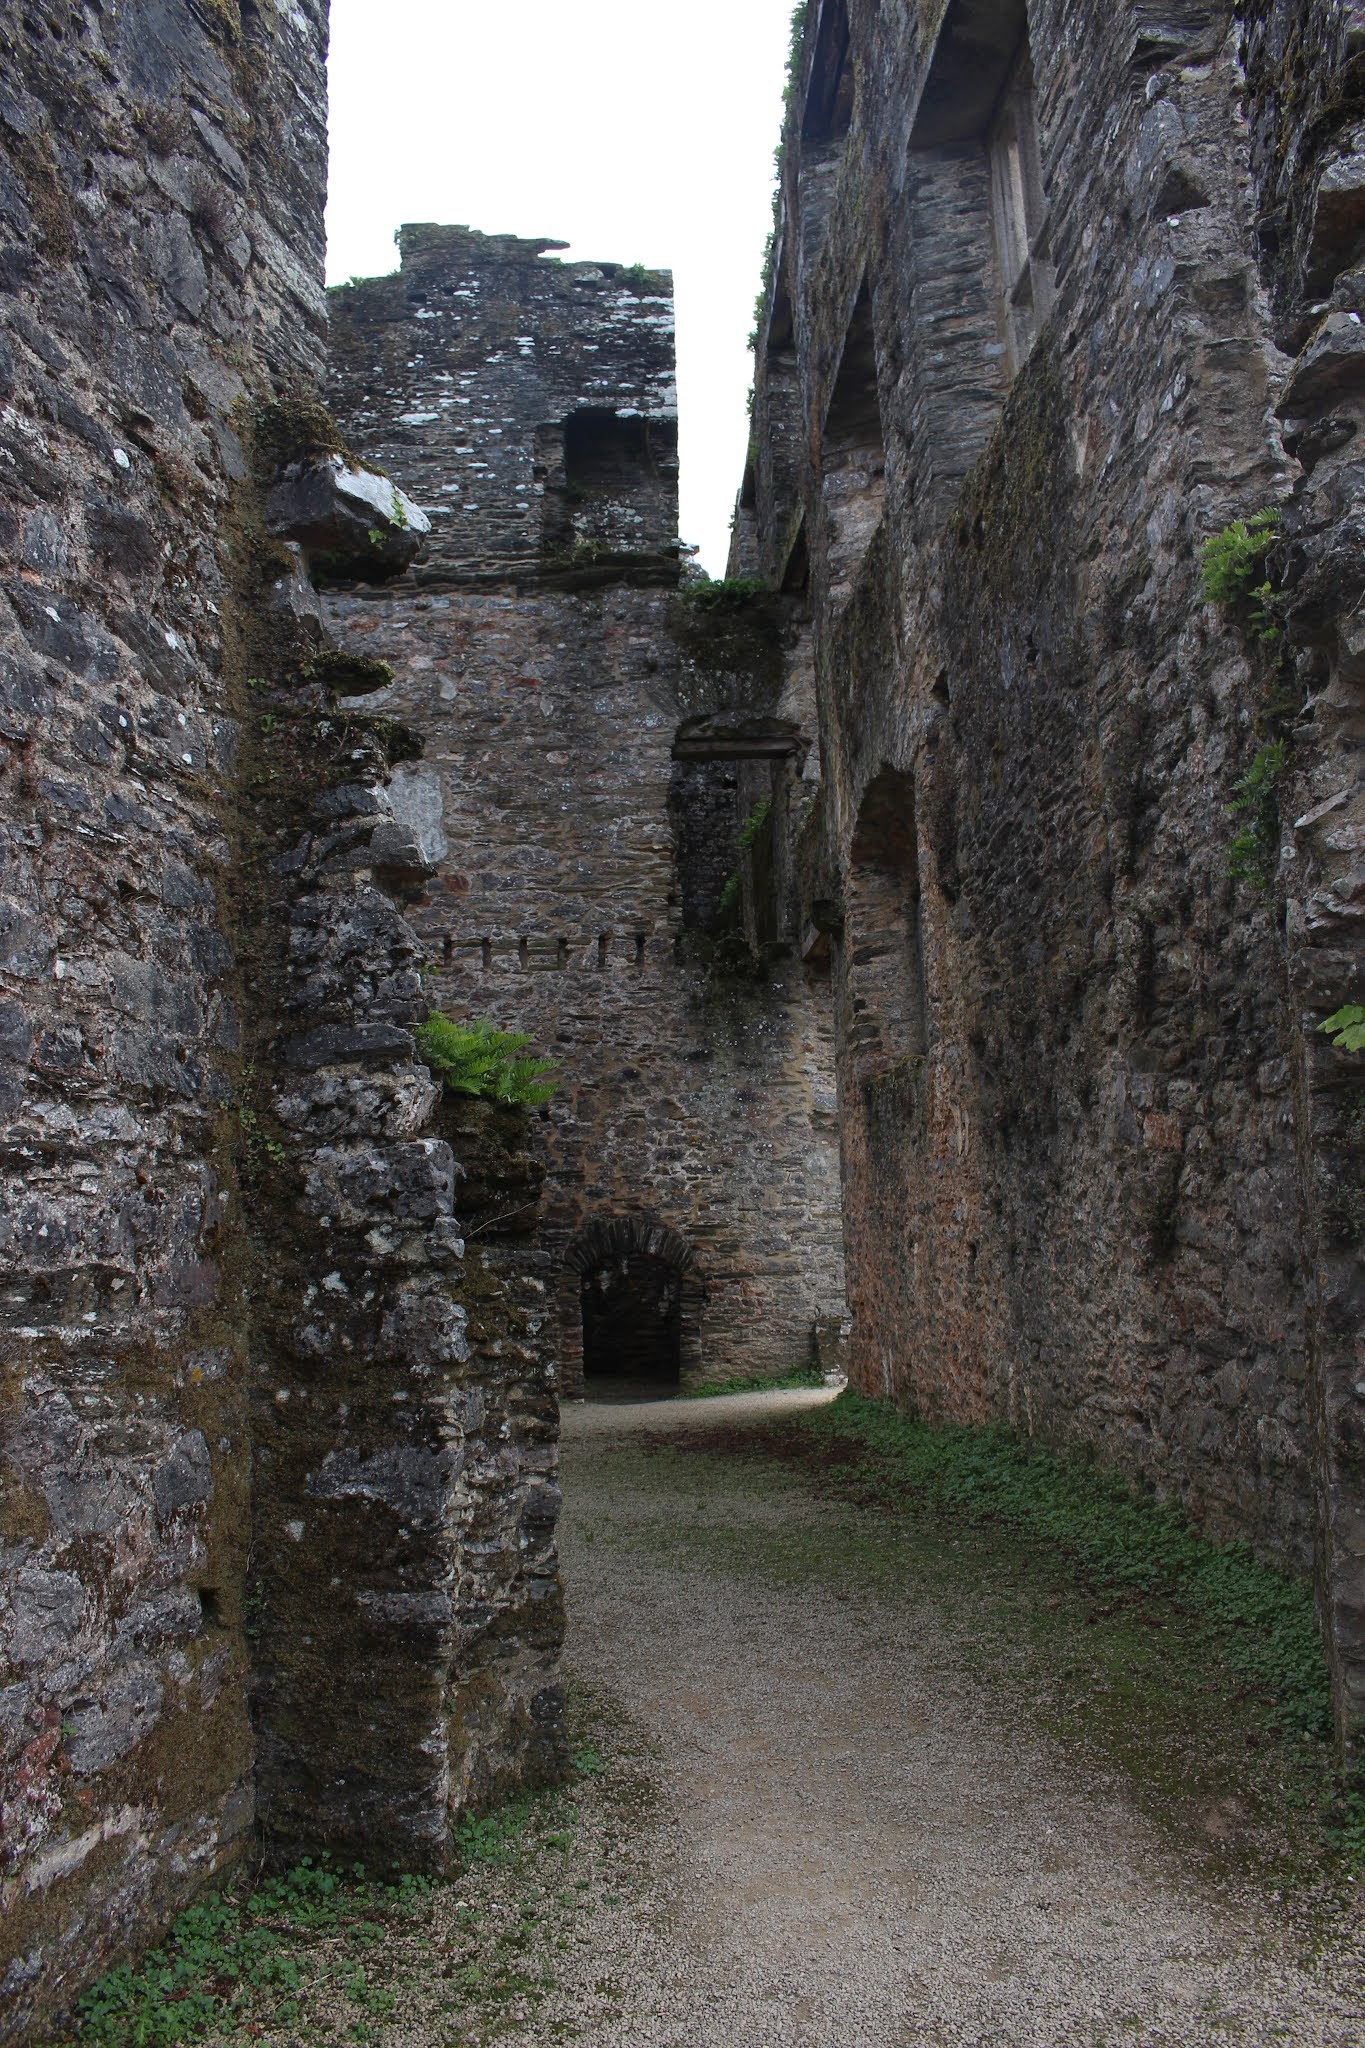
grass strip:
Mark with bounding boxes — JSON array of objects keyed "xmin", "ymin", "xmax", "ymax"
[
  {"xmin": 63, "ymin": 1742, "xmax": 610, "ymax": 2047},
  {"xmin": 682, "ymin": 1363, "xmax": 828, "ymax": 1400},
  {"xmin": 790, "ymin": 1392, "xmax": 1331, "ymax": 1737}
]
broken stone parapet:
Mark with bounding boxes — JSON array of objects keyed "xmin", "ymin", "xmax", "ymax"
[{"xmin": 328, "ymin": 228, "xmax": 679, "ymax": 589}]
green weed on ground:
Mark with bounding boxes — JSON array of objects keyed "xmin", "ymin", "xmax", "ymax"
[
  {"xmin": 787, "ymin": 1393, "xmax": 1330, "ymax": 1737},
  {"xmin": 60, "ymin": 1735, "xmax": 623, "ymax": 2048},
  {"xmin": 682, "ymin": 1363, "xmax": 828, "ymax": 1400},
  {"xmin": 649, "ymin": 1392, "xmax": 1359, "ymax": 1875},
  {"xmin": 69, "ymin": 1859, "xmax": 429, "ymax": 2047}
]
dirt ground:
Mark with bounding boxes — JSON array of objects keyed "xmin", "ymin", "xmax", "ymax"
[
  {"xmin": 520, "ymin": 1387, "xmax": 1364, "ymax": 2048},
  {"xmin": 191, "ymin": 1386, "xmax": 1365, "ymax": 2048}
]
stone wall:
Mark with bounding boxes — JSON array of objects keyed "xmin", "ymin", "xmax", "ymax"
[
  {"xmin": 234, "ymin": 658, "xmax": 564, "ymax": 1879},
  {"xmin": 325, "ymin": 228, "xmax": 847, "ymax": 1397},
  {"xmin": 739, "ymin": 0, "xmax": 1364, "ymax": 1761},
  {"xmin": 0, "ymin": 6, "xmax": 567, "ymax": 2036},
  {"xmin": 0, "ymin": 3, "xmax": 330, "ymax": 2031},
  {"xmin": 1240, "ymin": 0, "xmax": 1365, "ymax": 1778}
]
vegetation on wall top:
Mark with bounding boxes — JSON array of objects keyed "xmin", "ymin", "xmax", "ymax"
[
  {"xmin": 680, "ymin": 575, "xmax": 773, "ymax": 612},
  {"xmin": 751, "ymin": 2, "xmax": 812, "ymax": 350}
]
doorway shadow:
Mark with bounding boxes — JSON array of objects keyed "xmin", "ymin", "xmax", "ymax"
[{"xmin": 563, "ymin": 1213, "xmax": 701, "ymax": 1401}]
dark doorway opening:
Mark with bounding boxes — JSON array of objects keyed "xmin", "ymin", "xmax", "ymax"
[{"xmin": 581, "ymin": 1253, "xmax": 682, "ymax": 1391}]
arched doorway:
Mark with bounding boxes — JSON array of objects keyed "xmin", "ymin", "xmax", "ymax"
[{"xmin": 563, "ymin": 1215, "xmax": 701, "ymax": 1397}]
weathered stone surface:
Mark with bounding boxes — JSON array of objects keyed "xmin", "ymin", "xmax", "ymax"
[
  {"xmin": 265, "ymin": 454, "xmax": 430, "ymax": 582},
  {"xmin": 325, "ymin": 228, "xmax": 848, "ymax": 1398},
  {"xmin": 10, "ymin": 0, "xmax": 1362, "ymax": 2024},
  {"xmin": 1281, "ymin": 311, "xmax": 1365, "ymax": 411},
  {"xmin": 1242, "ymin": 0, "xmax": 1365, "ymax": 1770},
  {"xmin": 736, "ymin": 0, "xmax": 1364, "ymax": 1769},
  {"xmin": 0, "ymin": 0, "xmax": 328, "ymax": 2031}
]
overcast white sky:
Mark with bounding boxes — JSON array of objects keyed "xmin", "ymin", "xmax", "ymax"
[{"xmin": 325, "ymin": 0, "xmax": 796, "ymax": 574}]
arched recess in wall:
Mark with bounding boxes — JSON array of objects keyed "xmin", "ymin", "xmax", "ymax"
[
  {"xmin": 902, "ymin": 0, "xmax": 1053, "ymax": 529},
  {"xmin": 822, "ymin": 279, "xmax": 887, "ymax": 600},
  {"xmin": 799, "ymin": 0, "xmax": 853, "ymax": 263},
  {"xmin": 843, "ymin": 766, "xmax": 928, "ymax": 1089},
  {"xmin": 561, "ymin": 1214, "xmax": 703, "ymax": 1393}
]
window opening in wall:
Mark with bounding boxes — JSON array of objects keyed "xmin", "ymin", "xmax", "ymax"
[
  {"xmin": 759, "ymin": 264, "xmax": 806, "ymax": 552},
  {"xmin": 801, "ymin": 0, "xmax": 853, "ymax": 149},
  {"xmin": 563, "ymin": 410, "xmax": 655, "ymax": 492},
  {"xmin": 734, "ymin": 455, "xmax": 759, "ymax": 561},
  {"xmin": 668, "ymin": 758, "xmax": 740, "ymax": 932},
  {"xmin": 480, "ymin": 937, "xmax": 492, "ymax": 971},
  {"xmin": 844, "ymin": 766, "xmax": 928, "ymax": 1085},
  {"xmin": 597, "ymin": 932, "xmax": 611, "ymax": 969},
  {"xmin": 539, "ymin": 411, "xmax": 679, "ymax": 558},
  {"xmin": 581, "ymin": 1254, "xmax": 682, "ymax": 1389},
  {"xmin": 821, "ymin": 280, "xmax": 887, "ymax": 600},
  {"xmin": 669, "ymin": 720, "xmax": 807, "ymax": 937},
  {"xmin": 902, "ymin": 3, "xmax": 1048, "ymax": 518},
  {"xmin": 798, "ymin": 0, "xmax": 853, "ymax": 262},
  {"xmin": 767, "ymin": 272, "xmax": 795, "ymax": 359},
  {"xmin": 986, "ymin": 41, "xmax": 1053, "ymax": 373}
]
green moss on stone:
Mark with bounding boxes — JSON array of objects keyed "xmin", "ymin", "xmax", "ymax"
[
  {"xmin": 252, "ymin": 396, "xmax": 352, "ymax": 474},
  {"xmin": 301, "ymin": 650, "xmax": 396, "ymax": 697}
]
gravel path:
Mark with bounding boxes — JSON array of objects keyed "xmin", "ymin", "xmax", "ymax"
[{"xmin": 541, "ymin": 1388, "xmax": 1365, "ymax": 2048}]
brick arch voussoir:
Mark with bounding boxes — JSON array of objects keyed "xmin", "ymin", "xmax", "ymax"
[{"xmin": 563, "ymin": 1210, "xmax": 698, "ymax": 1280}]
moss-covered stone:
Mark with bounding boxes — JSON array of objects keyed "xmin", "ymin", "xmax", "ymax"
[{"xmin": 302, "ymin": 649, "xmax": 396, "ymax": 696}]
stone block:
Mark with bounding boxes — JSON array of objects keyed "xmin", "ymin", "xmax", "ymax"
[{"xmin": 265, "ymin": 455, "xmax": 430, "ymax": 582}]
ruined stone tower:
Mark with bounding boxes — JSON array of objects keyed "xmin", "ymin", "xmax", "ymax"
[
  {"xmin": 321, "ymin": 224, "xmax": 846, "ymax": 1401},
  {"xmin": 0, "ymin": 11, "xmax": 846, "ymax": 2035}
]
